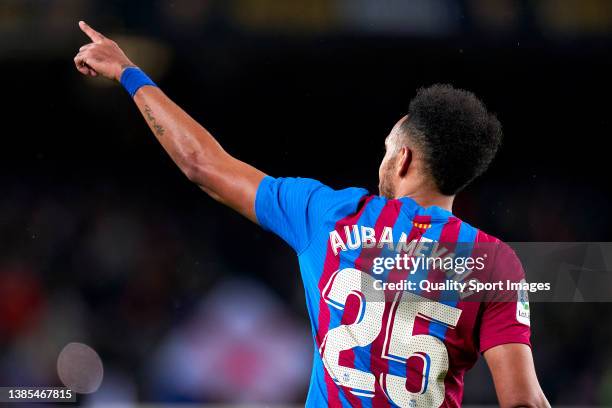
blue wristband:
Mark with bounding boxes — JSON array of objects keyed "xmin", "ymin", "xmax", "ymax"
[{"xmin": 120, "ymin": 67, "xmax": 157, "ymax": 97}]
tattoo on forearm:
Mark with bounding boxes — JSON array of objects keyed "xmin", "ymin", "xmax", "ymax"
[{"xmin": 143, "ymin": 105, "xmax": 165, "ymax": 136}]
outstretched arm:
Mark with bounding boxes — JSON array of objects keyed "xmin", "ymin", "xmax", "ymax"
[
  {"xmin": 73, "ymin": 21, "xmax": 266, "ymax": 223},
  {"xmin": 484, "ymin": 343, "xmax": 550, "ymax": 408}
]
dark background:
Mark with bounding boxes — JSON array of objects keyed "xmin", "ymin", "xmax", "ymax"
[{"xmin": 1, "ymin": 0, "xmax": 612, "ymax": 405}]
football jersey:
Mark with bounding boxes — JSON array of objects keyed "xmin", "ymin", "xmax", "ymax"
[{"xmin": 255, "ymin": 176, "xmax": 531, "ymax": 408}]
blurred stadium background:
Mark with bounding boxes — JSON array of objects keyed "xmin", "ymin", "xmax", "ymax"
[{"xmin": 1, "ymin": 0, "xmax": 612, "ymax": 406}]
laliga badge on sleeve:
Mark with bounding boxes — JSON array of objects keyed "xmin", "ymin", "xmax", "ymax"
[{"xmin": 516, "ymin": 279, "xmax": 531, "ymax": 326}]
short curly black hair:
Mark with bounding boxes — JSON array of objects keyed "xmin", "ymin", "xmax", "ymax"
[{"xmin": 402, "ymin": 84, "xmax": 502, "ymax": 195}]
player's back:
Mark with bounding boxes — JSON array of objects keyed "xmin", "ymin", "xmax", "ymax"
[{"xmin": 255, "ymin": 176, "xmax": 530, "ymax": 408}]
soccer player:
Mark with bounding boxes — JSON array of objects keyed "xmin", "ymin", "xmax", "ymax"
[{"xmin": 74, "ymin": 21, "xmax": 550, "ymax": 408}]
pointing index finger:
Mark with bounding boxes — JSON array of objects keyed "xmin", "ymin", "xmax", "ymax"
[{"xmin": 79, "ymin": 21, "xmax": 105, "ymax": 43}]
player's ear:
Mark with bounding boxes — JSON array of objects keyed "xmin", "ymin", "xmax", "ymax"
[{"xmin": 396, "ymin": 146, "xmax": 412, "ymax": 178}]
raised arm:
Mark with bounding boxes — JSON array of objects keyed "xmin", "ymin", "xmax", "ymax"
[
  {"xmin": 73, "ymin": 21, "xmax": 266, "ymax": 223},
  {"xmin": 484, "ymin": 343, "xmax": 550, "ymax": 408}
]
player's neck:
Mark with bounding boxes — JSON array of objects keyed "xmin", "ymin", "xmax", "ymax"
[{"xmin": 396, "ymin": 188, "xmax": 454, "ymax": 212}]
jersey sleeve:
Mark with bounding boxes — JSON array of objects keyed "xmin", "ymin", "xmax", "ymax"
[
  {"xmin": 478, "ymin": 243, "xmax": 531, "ymax": 353},
  {"xmin": 255, "ymin": 176, "xmax": 367, "ymax": 253}
]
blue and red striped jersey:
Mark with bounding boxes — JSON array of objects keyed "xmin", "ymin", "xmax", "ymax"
[{"xmin": 255, "ymin": 176, "xmax": 530, "ymax": 408}]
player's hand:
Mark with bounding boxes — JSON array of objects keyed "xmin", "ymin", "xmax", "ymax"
[{"xmin": 74, "ymin": 21, "xmax": 135, "ymax": 81}]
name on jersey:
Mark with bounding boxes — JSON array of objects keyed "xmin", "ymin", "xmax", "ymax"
[{"xmin": 329, "ymin": 225, "xmax": 442, "ymax": 256}]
